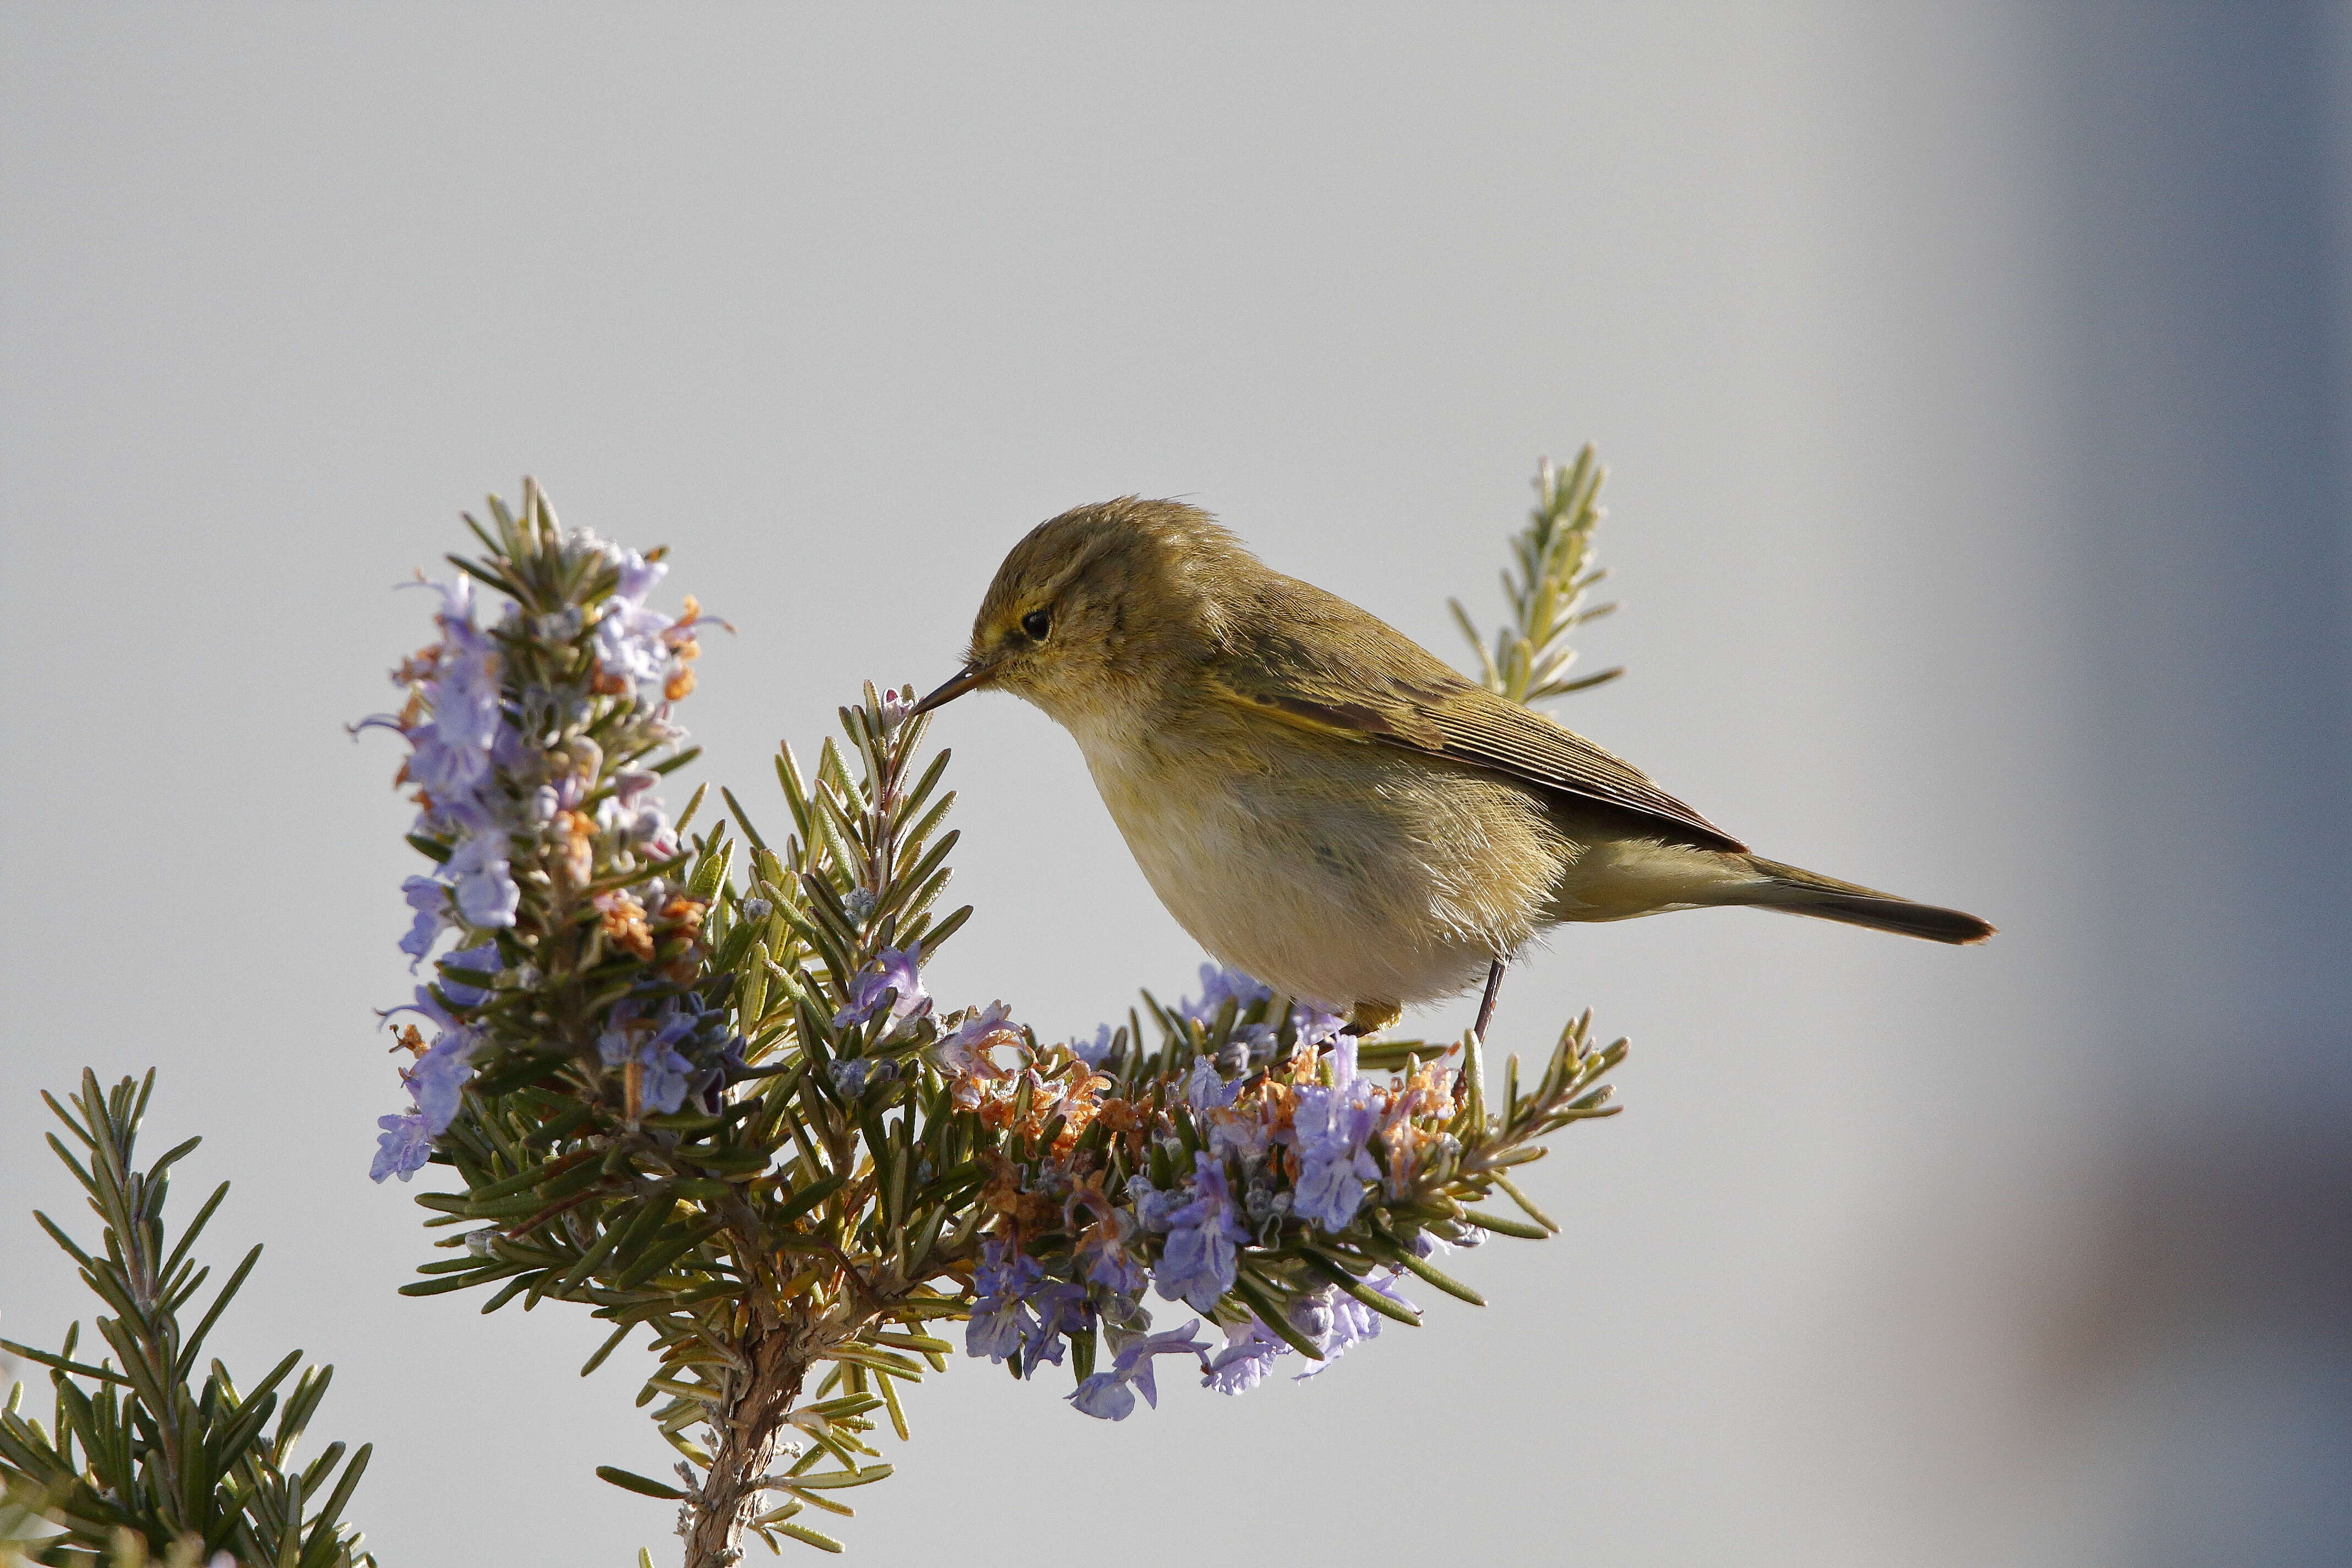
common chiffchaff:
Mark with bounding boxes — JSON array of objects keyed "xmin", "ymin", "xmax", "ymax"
[{"xmin": 917, "ymin": 498, "xmax": 1992, "ymax": 1035}]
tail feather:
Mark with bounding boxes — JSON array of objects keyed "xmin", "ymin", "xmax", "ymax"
[{"xmin": 1740, "ymin": 857, "xmax": 1995, "ymax": 945}]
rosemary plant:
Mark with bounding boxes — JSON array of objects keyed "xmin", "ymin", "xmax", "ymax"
[
  {"xmin": 1452, "ymin": 443, "xmax": 1625, "ymax": 704},
  {"xmin": 0, "ymin": 1074, "xmax": 374, "ymax": 1567},
  {"xmin": 7, "ymin": 453, "xmax": 1634, "ymax": 1565}
]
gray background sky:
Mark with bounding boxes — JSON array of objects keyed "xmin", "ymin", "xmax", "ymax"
[{"xmin": 3, "ymin": 6, "xmax": 2345, "ymax": 1566}]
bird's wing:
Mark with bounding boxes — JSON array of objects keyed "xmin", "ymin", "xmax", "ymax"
[{"xmin": 1204, "ymin": 577, "xmax": 1747, "ymax": 853}]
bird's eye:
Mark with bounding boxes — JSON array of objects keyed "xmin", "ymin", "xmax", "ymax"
[{"xmin": 1021, "ymin": 608, "xmax": 1052, "ymax": 641}]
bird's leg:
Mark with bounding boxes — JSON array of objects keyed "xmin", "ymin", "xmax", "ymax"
[
  {"xmin": 1472, "ymin": 959, "xmax": 1506, "ymax": 1043},
  {"xmin": 1342, "ymin": 1000, "xmax": 1402, "ymax": 1038}
]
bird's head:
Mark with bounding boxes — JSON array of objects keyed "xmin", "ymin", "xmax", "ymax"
[{"xmin": 914, "ymin": 498, "xmax": 1256, "ymax": 728}]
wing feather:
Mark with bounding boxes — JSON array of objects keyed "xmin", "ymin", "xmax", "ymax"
[{"xmin": 1207, "ymin": 576, "xmax": 1746, "ymax": 853}]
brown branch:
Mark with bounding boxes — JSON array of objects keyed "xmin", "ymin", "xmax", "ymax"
[{"xmin": 679, "ymin": 1324, "xmax": 812, "ymax": 1568}]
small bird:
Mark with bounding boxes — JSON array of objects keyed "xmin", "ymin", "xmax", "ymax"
[{"xmin": 916, "ymin": 498, "xmax": 1992, "ymax": 1038}]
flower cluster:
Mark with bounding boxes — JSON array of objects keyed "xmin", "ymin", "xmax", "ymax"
[
  {"xmin": 897, "ymin": 970, "xmax": 1533, "ymax": 1418},
  {"xmin": 358, "ymin": 483, "xmax": 725, "ymax": 1181},
  {"xmin": 1198, "ymin": 1271, "xmax": 1411, "ymax": 1394}
]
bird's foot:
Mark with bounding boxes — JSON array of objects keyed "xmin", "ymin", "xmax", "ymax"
[{"xmin": 1341, "ymin": 1000, "xmax": 1402, "ymax": 1038}]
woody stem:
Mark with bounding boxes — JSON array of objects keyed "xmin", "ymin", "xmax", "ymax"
[{"xmin": 679, "ymin": 1327, "xmax": 810, "ymax": 1568}]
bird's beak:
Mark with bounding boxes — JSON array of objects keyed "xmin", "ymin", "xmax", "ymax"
[{"xmin": 912, "ymin": 660, "xmax": 996, "ymax": 715}]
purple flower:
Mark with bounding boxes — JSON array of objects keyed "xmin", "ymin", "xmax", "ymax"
[
  {"xmin": 1153, "ymin": 1152, "xmax": 1248, "ymax": 1311},
  {"xmin": 592, "ymin": 549, "xmax": 676, "ymax": 687},
  {"xmin": 1182, "ymin": 1056, "xmax": 1239, "ymax": 1113},
  {"xmin": 1075, "ymin": 1207, "xmax": 1150, "ymax": 1298},
  {"xmin": 1084, "ymin": 1249, "xmax": 1148, "ymax": 1302},
  {"xmin": 598, "ymin": 1001, "xmax": 698, "ymax": 1116},
  {"xmin": 1219, "ymin": 1023, "xmax": 1278, "ymax": 1075},
  {"xmin": 397, "ymin": 578, "xmax": 506, "ymax": 810},
  {"xmin": 965, "ymin": 1239, "xmax": 1091, "ymax": 1374},
  {"xmin": 1291, "ymin": 1002, "xmax": 1347, "ymax": 1050},
  {"xmin": 612, "ymin": 547, "xmax": 666, "ymax": 603},
  {"xmin": 1066, "ymin": 1374, "xmax": 1129, "ymax": 1419},
  {"xmin": 1292, "ymin": 1276, "xmax": 1412, "ymax": 1382},
  {"xmin": 1329, "ymin": 1031, "xmax": 1359, "ymax": 1087},
  {"xmin": 1177, "ymin": 964, "xmax": 1270, "ymax": 1025},
  {"xmin": 1069, "ymin": 1023, "xmax": 1119, "ymax": 1068},
  {"xmin": 1023, "ymin": 1279, "xmax": 1091, "ymax": 1370},
  {"xmin": 1289, "ymin": 1066, "xmax": 1382, "ymax": 1232},
  {"xmin": 1125, "ymin": 1177, "xmax": 1182, "ymax": 1234},
  {"xmin": 933, "ymin": 1000, "xmax": 1013, "ymax": 1077},
  {"xmin": 399, "ymin": 876, "xmax": 451, "ymax": 968},
  {"xmin": 401, "ymin": 720, "xmax": 488, "ymax": 810},
  {"xmin": 442, "ymin": 826, "xmax": 520, "ymax": 929},
  {"xmin": 1207, "ymin": 1107, "xmax": 1273, "ymax": 1165},
  {"xmin": 384, "ymin": 983, "xmax": 464, "ymax": 1036},
  {"xmin": 370, "ymin": 1110, "xmax": 432, "ymax": 1183},
  {"xmin": 599, "ymin": 769, "xmax": 674, "ymax": 854},
  {"xmin": 637, "ymin": 1043, "xmax": 695, "ymax": 1115},
  {"xmin": 436, "ymin": 943, "xmax": 500, "ymax": 1008},
  {"xmin": 594, "ymin": 1007, "xmax": 641, "ymax": 1066},
  {"xmin": 428, "ymin": 628, "xmax": 503, "ymax": 754},
  {"xmin": 965, "ymin": 1255, "xmax": 1035, "ymax": 1364},
  {"xmin": 832, "ymin": 943, "xmax": 928, "ymax": 1030},
  {"xmin": 1190, "ymin": 1277, "xmax": 1414, "ymax": 1392},
  {"xmin": 409, "ymin": 1027, "xmax": 484, "ymax": 1134},
  {"xmin": 1066, "ymin": 1320, "xmax": 1209, "ymax": 1421},
  {"xmin": 1202, "ymin": 1318, "xmax": 1288, "ymax": 1395}
]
